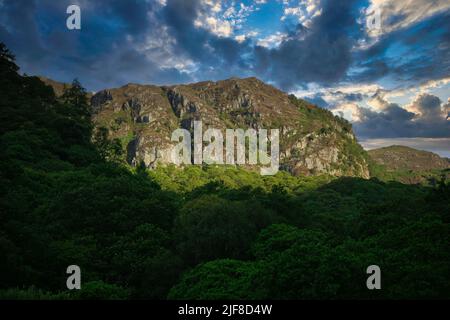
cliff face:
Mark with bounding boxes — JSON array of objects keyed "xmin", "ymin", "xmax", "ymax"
[
  {"xmin": 58, "ymin": 77, "xmax": 371, "ymax": 177},
  {"xmin": 90, "ymin": 77, "xmax": 370, "ymax": 177}
]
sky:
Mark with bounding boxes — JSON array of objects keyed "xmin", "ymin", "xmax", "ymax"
[{"xmin": 0, "ymin": 0, "xmax": 449, "ymax": 156}]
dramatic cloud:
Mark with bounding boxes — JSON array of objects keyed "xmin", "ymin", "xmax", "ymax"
[
  {"xmin": 0, "ymin": 0, "xmax": 449, "ymax": 140},
  {"xmin": 0, "ymin": 0, "xmax": 194, "ymax": 90},
  {"xmin": 351, "ymin": 9, "xmax": 450, "ymax": 85},
  {"xmin": 1, "ymin": 0, "xmax": 449, "ymax": 90},
  {"xmin": 254, "ymin": 0, "xmax": 364, "ymax": 89},
  {"xmin": 340, "ymin": 93, "xmax": 450, "ymax": 138},
  {"xmin": 281, "ymin": 0, "xmax": 322, "ymax": 27},
  {"xmin": 444, "ymin": 98, "xmax": 450, "ymax": 120},
  {"xmin": 407, "ymin": 94, "xmax": 446, "ymax": 120},
  {"xmin": 367, "ymin": 0, "xmax": 450, "ymax": 36}
]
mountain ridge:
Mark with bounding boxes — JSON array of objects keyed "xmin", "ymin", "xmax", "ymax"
[
  {"xmin": 96, "ymin": 77, "xmax": 370, "ymax": 177},
  {"xmin": 42, "ymin": 76, "xmax": 370, "ymax": 178}
]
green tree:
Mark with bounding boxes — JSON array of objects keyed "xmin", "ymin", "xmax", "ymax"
[
  {"xmin": 93, "ymin": 126, "xmax": 123, "ymax": 162},
  {"xmin": 175, "ymin": 195, "xmax": 276, "ymax": 265},
  {"xmin": 168, "ymin": 259, "xmax": 267, "ymax": 299}
]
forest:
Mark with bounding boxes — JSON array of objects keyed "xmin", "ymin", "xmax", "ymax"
[{"xmin": 0, "ymin": 43, "xmax": 449, "ymax": 299}]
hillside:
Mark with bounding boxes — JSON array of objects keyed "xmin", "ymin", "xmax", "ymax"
[
  {"xmin": 368, "ymin": 145, "xmax": 450, "ymax": 184},
  {"xmin": 368, "ymin": 145, "xmax": 449, "ymax": 171},
  {"xmin": 84, "ymin": 78, "xmax": 369, "ymax": 177}
]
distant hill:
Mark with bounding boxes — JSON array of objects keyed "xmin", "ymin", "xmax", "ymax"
[
  {"xmin": 368, "ymin": 145, "xmax": 449, "ymax": 171},
  {"xmin": 368, "ymin": 145, "xmax": 449, "ymax": 185}
]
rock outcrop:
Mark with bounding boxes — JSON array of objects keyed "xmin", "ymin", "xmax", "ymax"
[{"xmin": 48, "ymin": 77, "xmax": 371, "ymax": 177}]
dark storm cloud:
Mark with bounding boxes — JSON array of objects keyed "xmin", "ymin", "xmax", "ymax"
[
  {"xmin": 160, "ymin": 0, "xmax": 253, "ymax": 80},
  {"xmin": 0, "ymin": 0, "xmax": 449, "ymax": 98},
  {"xmin": 337, "ymin": 92, "xmax": 364, "ymax": 102},
  {"xmin": 351, "ymin": 10, "xmax": 450, "ymax": 84},
  {"xmin": 412, "ymin": 94, "xmax": 443, "ymax": 119},
  {"xmin": 254, "ymin": 0, "xmax": 365, "ymax": 90},
  {"xmin": 353, "ymin": 93, "xmax": 450, "ymax": 138},
  {"xmin": 0, "ymin": 0, "xmax": 47, "ymax": 61},
  {"xmin": 303, "ymin": 94, "xmax": 329, "ymax": 108},
  {"xmin": 303, "ymin": 90, "xmax": 365, "ymax": 110},
  {"xmin": 0, "ymin": 0, "xmax": 192, "ymax": 90}
]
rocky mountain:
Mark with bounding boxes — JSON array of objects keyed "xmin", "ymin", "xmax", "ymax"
[
  {"xmin": 46, "ymin": 77, "xmax": 370, "ymax": 178},
  {"xmin": 368, "ymin": 145, "xmax": 450, "ymax": 172}
]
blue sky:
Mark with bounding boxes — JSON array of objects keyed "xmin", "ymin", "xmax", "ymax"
[{"xmin": 0, "ymin": 0, "xmax": 449, "ymax": 155}]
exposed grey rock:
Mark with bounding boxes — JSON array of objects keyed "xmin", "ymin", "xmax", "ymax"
[{"xmin": 53, "ymin": 77, "xmax": 371, "ymax": 177}]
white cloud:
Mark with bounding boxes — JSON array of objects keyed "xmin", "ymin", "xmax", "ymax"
[
  {"xmin": 282, "ymin": 7, "xmax": 301, "ymax": 19},
  {"xmin": 362, "ymin": 0, "xmax": 450, "ymax": 40},
  {"xmin": 444, "ymin": 98, "xmax": 450, "ymax": 121},
  {"xmin": 193, "ymin": 0, "xmax": 233, "ymax": 37},
  {"xmin": 332, "ymin": 103, "xmax": 364, "ymax": 122},
  {"xmin": 234, "ymin": 30, "xmax": 259, "ymax": 43},
  {"xmin": 281, "ymin": 0, "xmax": 321, "ymax": 27},
  {"xmin": 257, "ymin": 32, "xmax": 288, "ymax": 48},
  {"xmin": 205, "ymin": 16, "xmax": 233, "ymax": 37},
  {"xmin": 193, "ymin": 0, "xmax": 262, "ymax": 38},
  {"xmin": 417, "ymin": 77, "xmax": 450, "ymax": 94},
  {"xmin": 405, "ymin": 93, "xmax": 447, "ymax": 120},
  {"xmin": 367, "ymin": 93, "xmax": 391, "ymax": 111},
  {"xmin": 138, "ymin": 17, "xmax": 196, "ymax": 73},
  {"xmin": 375, "ymin": 77, "xmax": 450, "ymax": 104},
  {"xmin": 235, "ymin": 34, "xmax": 246, "ymax": 42},
  {"xmin": 293, "ymin": 83, "xmax": 381, "ymax": 104}
]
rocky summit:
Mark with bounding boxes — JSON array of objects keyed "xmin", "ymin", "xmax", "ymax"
[{"xmin": 46, "ymin": 77, "xmax": 370, "ymax": 178}]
